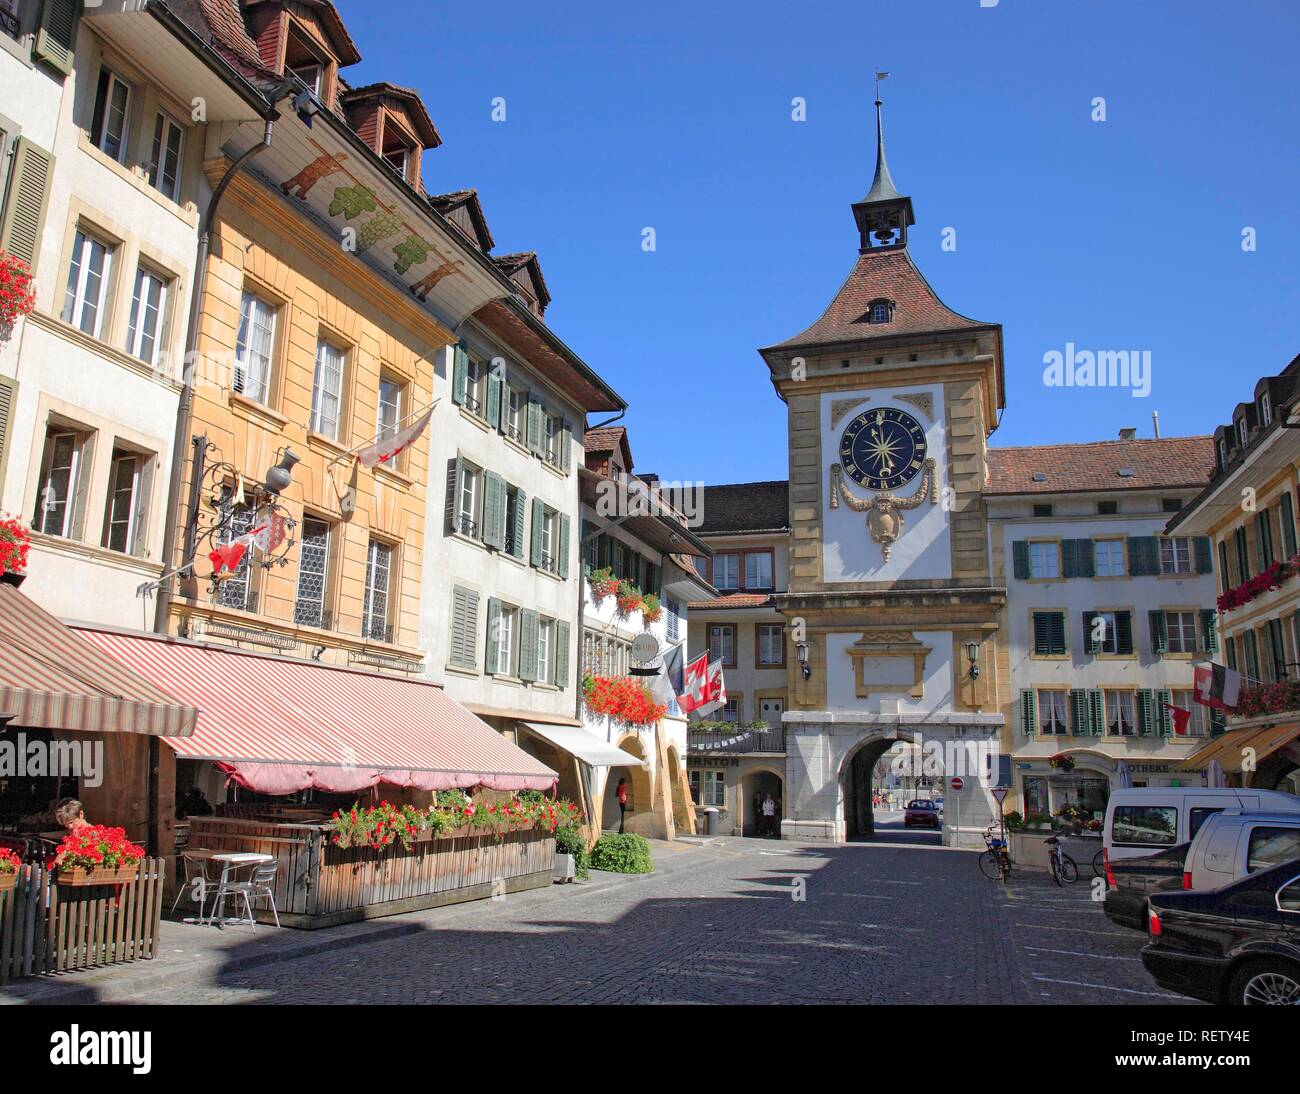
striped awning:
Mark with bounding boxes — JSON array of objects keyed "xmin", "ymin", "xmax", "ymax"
[
  {"xmin": 78, "ymin": 628, "xmax": 557, "ymax": 794},
  {"xmin": 0, "ymin": 585, "xmax": 197, "ymax": 737},
  {"xmin": 1178, "ymin": 721, "xmax": 1300, "ymax": 773}
]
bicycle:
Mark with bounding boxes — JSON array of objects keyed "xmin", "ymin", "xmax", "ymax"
[
  {"xmin": 978, "ymin": 825, "xmax": 1012, "ymax": 882},
  {"xmin": 1092, "ymin": 847, "xmax": 1105, "ymax": 878},
  {"xmin": 1044, "ymin": 835, "xmax": 1079, "ymax": 886}
]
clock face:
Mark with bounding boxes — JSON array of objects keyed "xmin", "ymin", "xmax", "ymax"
[{"xmin": 840, "ymin": 406, "xmax": 928, "ymax": 491}]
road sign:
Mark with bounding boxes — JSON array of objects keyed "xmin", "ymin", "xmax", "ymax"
[
  {"xmin": 630, "ymin": 632, "xmax": 660, "ymax": 665},
  {"xmin": 991, "ymin": 786, "xmax": 1010, "ymax": 806},
  {"xmin": 950, "ymin": 776, "xmax": 964, "ymax": 792}
]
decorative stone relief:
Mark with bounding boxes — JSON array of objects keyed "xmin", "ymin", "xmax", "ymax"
[
  {"xmin": 847, "ymin": 631, "xmax": 932, "ymax": 699},
  {"xmin": 893, "ymin": 391, "xmax": 933, "ymax": 420},
  {"xmin": 830, "ymin": 397, "xmax": 869, "ymax": 429}
]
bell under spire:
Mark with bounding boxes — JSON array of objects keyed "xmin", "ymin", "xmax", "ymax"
[{"xmin": 852, "ymin": 82, "xmax": 915, "ymax": 252}]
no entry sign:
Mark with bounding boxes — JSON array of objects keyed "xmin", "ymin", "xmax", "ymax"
[{"xmin": 950, "ymin": 776, "xmax": 964, "ymax": 791}]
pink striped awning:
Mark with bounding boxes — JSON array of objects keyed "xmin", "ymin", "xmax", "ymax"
[
  {"xmin": 0, "ymin": 585, "xmax": 197, "ymax": 737},
  {"xmin": 77, "ymin": 628, "xmax": 557, "ymax": 794}
]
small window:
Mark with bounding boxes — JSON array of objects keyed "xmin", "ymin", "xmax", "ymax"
[
  {"xmin": 1036, "ymin": 690, "xmax": 1067, "ymax": 735},
  {"xmin": 503, "ymin": 386, "xmax": 525, "ymax": 444},
  {"xmin": 101, "ymin": 448, "xmax": 146, "ymax": 555},
  {"xmin": 1032, "ymin": 503, "xmax": 1053, "ymax": 518},
  {"xmin": 757, "ymin": 623, "xmax": 784, "ymax": 666},
  {"xmin": 310, "ymin": 338, "xmax": 346, "ymax": 440},
  {"xmin": 147, "ymin": 113, "xmax": 184, "ymax": 201},
  {"xmin": 289, "ymin": 63, "xmax": 323, "ymax": 96},
  {"xmin": 866, "ymin": 299, "xmax": 894, "ymax": 324},
  {"xmin": 536, "ymin": 618, "xmax": 553, "ymax": 686},
  {"xmin": 294, "ymin": 517, "xmax": 331, "ymax": 628},
  {"xmin": 362, "ymin": 539, "xmax": 393, "ymax": 642},
  {"xmin": 1260, "ymin": 392, "xmax": 1272, "ymax": 428},
  {"xmin": 457, "ymin": 463, "xmax": 482, "ymax": 539},
  {"xmin": 689, "ymin": 770, "xmax": 726, "ymax": 807},
  {"xmin": 504, "ymin": 484, "xmax": 523, "ymax": 555},
  {"xmin": 1238, "ymin": 419, "xmax": 1249, "ymax": 448},
  {"xmin": 62, "ymin": 229, "xmax": 114, "ymax": 338},
  {"xmin": 377, "ymin": 375, "xmax": 404, "ymax": 444},
  {"xmin": 1094, "ymin": 539, "xmax": 1125, "ymax": 577},
  {"xmin": 745, "ymin": 551, "xmax": 773, "ymax": 590},
  {"xmin": 1161, "ymin": 497, "xmax": 1185, "ymax": 514},
  {"xmin": 1097, "ymin": 500, "xmax": 1118, "ymax": 515},
  {"xmin": 34, "ymin": 427, "xmax": 89, "ymax": 539},
  {"xmin": 709, "ymin": 624, "xmax": 736, "ymax": 667},
  {"xmin": 1218, "ymin": 439, "xmax": 1228, "ymax": 467},
  {"xmin": 1164, "ymin": 610, "xmax": 1198, "ymax": 654},
  {"xmin": 90, "ymin": 66, "xmax": 132, "ymax": 162},
  {"xmin": 713, "ymin": 553, "xmax": 739, "ymax": 591},
  {"xmin": 234, "ymin": 291, "xmax": 277, "ymax": 404},
  {"xmin": 125, "ymin": 266, "xmax": 169, "ymax": 366},
  {"xmin": 493, "ymin": 604, "xmax": 517, "ymax": 675},
  {"xmin": 544, "ymin": 413, "xmax": 564, "ymax": 467},
  {"xmin": 383, "ymin": 144, "xmax": 410, "ymax": 181},
  {"xmin": 463, "ymin": 357, "xmax": 486, "ymax": 417},
  {"xmin": 1028, "ymin": 541, "xmax": 1060, "ymax": 579},
  {"xmin": 1104, "ymin": 690, "xmax": 1137, "ymax": 736},
  {"xmin": 540, "ymin": 508, "xmax": 558, "ymax": 572},
  {"xmin": 1159, "ymin": 536, "xmax": 1193, "ymax": 575},
  {"xmin": 215, "ymin": 503, "xmax": 256, "ymax": 611},
  {"xmin": 1112, "ymin": 805, "xmax": 1177, "ymax": 847}
]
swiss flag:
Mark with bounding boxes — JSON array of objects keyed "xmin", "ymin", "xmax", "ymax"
[
  {"xmin": 677, "ymin": 652, "xmax": 711, "ymax": 714},
  {"xmin": 1164, "ymin": 703, "xmax": 1192, "ymax": 736}
]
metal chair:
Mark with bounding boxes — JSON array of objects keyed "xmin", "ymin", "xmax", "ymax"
[
  {"xmin": 210, "ymin": 860, "xmax": 280, "ymax": 930},
  {"xmin": 171, "ymin": 851, "xmax": 214, "ymax": 918}
]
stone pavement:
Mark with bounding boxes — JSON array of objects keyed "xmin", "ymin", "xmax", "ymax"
[{"xmin": 0, "ymin": 834, "xmax": 1191, "ymax": 1005}]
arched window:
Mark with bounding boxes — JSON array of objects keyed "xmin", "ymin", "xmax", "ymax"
[{"xmin": 868, "ymin": 299, "xmax": 894, "ymax": 324}]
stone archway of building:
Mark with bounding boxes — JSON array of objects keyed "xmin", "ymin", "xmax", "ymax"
[
  {"xmin": 741, "ymin": 767, "xmax": 784, "ymax": 838},
  {"xmin": 1249, "ymin": 749, "xmax": 1300, "ymax": 794},
  {"xmin": 601, "ymin": 735, "xmax": 654, "ymax": 835},
  {"xmin": 1046, "ymin": 749, "xmax": 1117, "ymax": 819},
  {"xmin": 665, "ymin": 745, "xmax": 695, "ymax": 836},
  {"xmin": 840, "ymin": 731, "xmax": 917, "ymax": 841}
]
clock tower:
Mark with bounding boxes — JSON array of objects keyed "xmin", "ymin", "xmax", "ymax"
[{"xmin": 760, "ymin": 89, "xmax": 1008, "ymax": 845}]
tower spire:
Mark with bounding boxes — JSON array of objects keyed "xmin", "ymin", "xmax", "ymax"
[
  {"xmin": 865, "ymin": 76, "xmax": 902, "ymax": 203},
  {"xmin": 851, "ymin": 73, "xmax": 915, "ymax": 253}
]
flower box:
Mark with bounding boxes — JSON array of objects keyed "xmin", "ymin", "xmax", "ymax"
[
  {"xmin": 0, "ymin": 872, "xmax": 18, "ymax": 894},
  {"xmin": 56, "ymin": 864, "xmax": 139, "ymax": 887},
  {"xmin": 553, "ymin": 852, "xmax": 576, "ymax": 883}
]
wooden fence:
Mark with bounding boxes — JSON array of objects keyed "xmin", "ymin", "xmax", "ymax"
[{"xmin": 0, "ymin": 858, "xmax": 166, "ymax": 983}]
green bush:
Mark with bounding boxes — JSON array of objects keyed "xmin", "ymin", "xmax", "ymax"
[
  {"xmin": 590, "ymin": 833, "xmax": 652, "ymax": 874},
  {"xmin": 554, "ymin": 824, "xmax": 591, "ymax": 879}
]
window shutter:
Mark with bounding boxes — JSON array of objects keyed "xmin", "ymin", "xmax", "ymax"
[
  {"xmin": 1049, "ymin": 612, "xmax": 1065, "ymax": 655},
  {"xmin": 0, "ymin": 375, "xmax": 16, "ymax": 497},
  {"xmin": 485, "ymin": 368, "xmax": 502, "ymax": 428},
  {"xmin": 1128, "ymin": 536, "xmax": 1159, "ymax": 576},
  {"xmin": 1137, "ymin": 689, "xmax": 1155, "ymax": 737},
  {"xmin": 527, "ymin": 395, "xmax": 544, "ymax": 455},
  {"xmin": 511, "ymin": 487, "xmax": 526, "ymax": 560},
  {"xmin": 556, "ymin": 513, "xmax": 571, "ymax": 579},
  {"xmin": 529, "ymin": 497, "xmax": 544, "ymax": 566},
  {"xmin": 1148, "ymin": 610, "xmax": 1167, "ymax": 655},
  {"xmin": 1193, "ymin": 536, "xmax": 1213, "ymax": 574},
  {"xmin": 1032, "ymin": 612, "xmax": 1049, "ymax": 655},
  {"xmin": 0, "ymin": 138, "xmax": 55, "ymax": 271},
  {"xmin": 449, "ymin": 585, "xmax": 479, "ymax": 669},
  {"xmin": 33, "ymin": 0, "xmax": 80, "ymax": 76},
  {"xmin": 1012, "ymin": 540, "xmax": 1030, "ymax": 580},
  {"xmin": 518, "ymin": 609, "xmax": 539, "ymax": 682},
  {"xmin": 481, "ymin": 471, "xmax": 505, "ymax": 550},
  {"xmin": 1063, "ymin": 538, "xmax": 1094, "ymax": 578},
  {"xmin": 1218, "ymin": 541, "xmax": 1229, "ymax": 588},
  {"xmin": 451, "ymin": 343, "xmax": 468, "ymax": 406},
  {"xmin": 559, "ymin": 420, "xmax": 572, "ymax": 472},
  {"xmin": 1256, "ymin": 512, "xmax": 1274, "ymax": 569},
  {"xmin": 1281, "ymin": 493, "xmax": 1297, "ymax": 559},
  {"xmin": 1157, "ymin": 688, "xmax": 1173, "ymax": 737},
  {"xmin": 131, "ymin": 455, "xmax": 154, "ymax": 558},
  {"xmin": 1088, "ymin": 690, "xmax": 1104, "ymax": 736},
  {"xmin": 1070, "ymin": 689, "xmax": 1089, "ymax": 736},
  {"xmin": 443, "ymin": 456, "xmax": 462, "ymax": 535},
  {"xmin": 1115, "ymin": 611, "xmax": 1134, "ymax": 655},
  {"xmin": 1209, "ymin": 707, "xmax": 1226, "ymax": 737},
  {"xmin": 1020, "ymin": 690, "xmax": 1036, "ymax": 735},
  {"xmin": 1199, "ymin": 608, "xmax": 1219, "ymax": 655},
  {"xmin": 554, "ymin": 620, "xmax": 571, "ymax": 689},
  {"xmin": 1060, "ymin": 539, "xmax": 1076, "ymax": 578},
  {"xmin": 1083, "ymin": 611, "xmax": 1100, "ymax": 655},
  {"xmin": 484, "ymin": 597, "xmax": 501, "ymax": 673}
]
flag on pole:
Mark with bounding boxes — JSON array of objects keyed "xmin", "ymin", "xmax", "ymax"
[
  {"xmin": 1193, "ymin": 663, "xmax": 1241, "ymax": 711},
  {"xmin": 647, "ymin": 642, "xmax": 686, "ymax": 710},
  {"xmin": 356, "ymin": 407, "xmax": 434, "ymax": 469},
  {"xmin": 677, "ymin": 651, "xmax": 711, "ymax": 714},
  {"xmin": 695, "ymin": 660, "xmax": 727, "ymax": 720},
  {"xmin": 1164, "ymin": 702, "xmax": 1192, "ymax": 736},
  {"xmin": 208, "ymin": 539, "xmax": 249, "ymax": 577}
]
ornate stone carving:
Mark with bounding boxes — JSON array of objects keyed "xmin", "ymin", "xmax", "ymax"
[
  {"xmin": 846, "ymin": 630, "xmax": 931, "ymax": 699},
  {"xmin": 828, "ymin": 458, "xmax": 938, "ymax": 561},
  {"xmin": 893, "ymin": 391, "xmax": 933, "ymax": 420},
  {"xmin": 830, "ymin": 397, "xmax": 869, "ymax": 429}
]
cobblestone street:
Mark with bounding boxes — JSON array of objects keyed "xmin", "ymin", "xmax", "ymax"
[{"xmin": 59, "ymin": 827, "xmax": 1191, "ymax": 1006}]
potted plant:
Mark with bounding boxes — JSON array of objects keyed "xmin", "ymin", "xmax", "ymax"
[
  {"xmin": 0, "ymin": 250, "xmax": 36, "ymax": 341},
  {"xmin": 640, "ymin": 593, "xmax": 662, "ymax": 626},
  {"xmin": 0, "ymin": 847, "xmax": 21, "ymax": 894},
  {"xmin": 54, "ymin": 825, "xmax": 146, "ymax": 886},
  {"xmin": 553, "ymin": 823, "xmax": 590, "ymax": 883},
  {"xmin": 1047, "ymin": 752, "xmax": 1075, "ymax": 772},
  {"xmin": 586, "ymin": 566, "xmax": 619, "ymax": 601},
  {"xmin": 0, "ymin": 514, "xmax": 31, "ymax": 587},
  {"xmin": 1003, "ymin": 810, "xmax": 1024, "ymax": 831},
  {"xmin": 615, "ymin": 579, "xmax": 643, "ymax": 616}
]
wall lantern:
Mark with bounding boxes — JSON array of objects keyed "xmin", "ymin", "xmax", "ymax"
[
  {"xmin": 796, "ymin": 640, "xmax": 812, "ymax": 681},
  {"xmin": 965, "ymin": 640, "xmax": 981, "ymax": 680}
]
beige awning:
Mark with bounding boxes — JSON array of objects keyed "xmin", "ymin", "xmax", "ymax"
[
  {"xmin": 1179, "ymin": 722, "xmax": 1300, "ymax": 773},
  {"xmin": 524, "ymin": 723, "xmax": 647, "ymax": 767}
]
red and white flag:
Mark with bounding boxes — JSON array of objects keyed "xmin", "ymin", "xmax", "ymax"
[
  {"xmin": 1193, "ymin": 663, "xmax": 1241, "ymax": 711},
  {"xmin": 208, "ymin": 539, "xmax": 249, "ymax": 577},
  {"xmin": 1164, "ymin": 702, "xmax": 1192, "ymax": 736},
  {"xmin": 677, "ymin": 651, "xmax": 711, "ymax": 714},
  {"xmin": 250, "ymin": 507, "xmax": 289, "ymax": 555},
  {"xmin": 695, "ymin": 660, "xmax": 727, "ymax": 719},
  {"xmin": 357, "ymin": 407, "xmax": 433, "ymax": 469}
]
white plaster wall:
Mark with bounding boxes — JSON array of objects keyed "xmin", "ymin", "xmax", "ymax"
[
  {"xmin": 826, "ymin": 629, "xmax": 954, "ymax": 715},
  {"xmin": 821, "ymin": 384, "xmax": 951, "ymax": 582}
]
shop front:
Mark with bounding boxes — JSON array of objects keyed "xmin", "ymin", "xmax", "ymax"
[{"xmin": 1015, "ymin": 746, "xmax": 1209, "ymax": 826}]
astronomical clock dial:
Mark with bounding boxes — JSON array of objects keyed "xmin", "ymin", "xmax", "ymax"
[{"xmin": 839, "ymin": 407, "xmax": 928, "ymax": 492}]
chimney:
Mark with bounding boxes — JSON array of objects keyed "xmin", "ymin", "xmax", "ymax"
[
  {"xmin": 1151, "ymin": 410, "xmax": 1160, "ymax": 438},
  {"xmin": 1118, "ymin": 427, "xmax": 1137, "ymax": 441}
]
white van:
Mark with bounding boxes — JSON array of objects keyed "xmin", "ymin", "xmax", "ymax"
[
  {"xmin": 1103, "ymin": 787, "xmax": 1300, "ymax": 864},
  {"xmin": 1183, "ymin": 811, "xmax": 1300, "ymax": 890}
]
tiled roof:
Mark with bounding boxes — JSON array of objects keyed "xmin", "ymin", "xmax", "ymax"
[
  {"xmin": 687, "ymin": 593, "xmax": 774, "ymax": 611},
  {"xmin": 341, "ymin": 82, "xmax": 441, "ymax": 147},
  {"xmin": 986, "ymin": 436, "xmax": 1216, "ymax": 495},
  {"xmin": 493, "ymin": 252, "xmax": 551, "ymax": 313},
  {"xmin": 182, "ymin": 0, "xmax": 273, "ymax": 75},
  {"xmin": 698, "ymin": 481, "xmax": 789, "ymax": 535},
  {"xmin": 765, "ymin": 249, "xmax": 995, "ymax": 350},
  {"xmin": 583, "ymin": 426, "xmax": 625, "ymax": 455}
]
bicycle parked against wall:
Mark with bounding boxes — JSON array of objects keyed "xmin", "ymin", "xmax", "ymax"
[
  {"xmin": 978, "ymin": 824, "xmax": 1012, "ymax": 882},
  {"xmin": 1044, "ymin": 835, "xmax": 1079, "ymax": 886}
]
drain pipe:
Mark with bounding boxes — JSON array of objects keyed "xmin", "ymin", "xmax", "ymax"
[{"xmin": 153, "ymin": 114, "xmax": 278, "ymax": 635}]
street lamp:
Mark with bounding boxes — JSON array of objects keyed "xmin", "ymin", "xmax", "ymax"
[
  {"xmin": 795, "ymin": 640, "xmax": 811, "ymax": 680},
  {"xmin": 965, "ymin": 640, "xmax": 981, "ymax": 680}
]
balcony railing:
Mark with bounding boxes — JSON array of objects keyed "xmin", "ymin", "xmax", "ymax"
[{"xmin": 688, "ymin": 725, "xmax": 785, "ymax": 755}]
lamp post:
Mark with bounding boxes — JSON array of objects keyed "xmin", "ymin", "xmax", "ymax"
[
  {"xmin": 965, "ymin": 640, "xmax": 981, "ymax": 679},
  {"xmin": 796, "ymin": 640, "xmax": 811, "ymax": 680}
]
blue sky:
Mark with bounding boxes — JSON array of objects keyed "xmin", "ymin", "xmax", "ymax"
[{"xmin": 337, "ymin": 0, "xmax": 1300, "ymax": 484}]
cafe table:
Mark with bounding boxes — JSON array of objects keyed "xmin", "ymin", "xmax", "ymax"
[{"xmin": 181, "ymin": 849, "xmax": 274, "ymax": 927}]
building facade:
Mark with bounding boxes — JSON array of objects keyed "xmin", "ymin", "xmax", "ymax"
[{"xmin": 988, "ymin": 433, "xmax": 1222, "ymax": 820}]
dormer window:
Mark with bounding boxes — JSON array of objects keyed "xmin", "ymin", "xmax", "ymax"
[
  {"xmin": 284, "ymin": 26, "xmax": 333, "ymax": 102},
  {"xmin": 866, "ymin": 298, "xmax": 895, "ymax": 324},
  {"xmin": 1238, "ymin": 418, "xmax": 1248, "ymax": 448},
  {"xmin": 383, "ymin": 143, "xmax": 411, "ymax": 181},
  {"xmin": 290, "ymin": 63, "xmax": 323, "ymax": 96},
  {"xmin": 1260, "ymin": 392, "xmax": 1272, "ymax": 427},
  {"xmin": 1218, "ymin": 438, "xmax": 1228, "ymax": 467}
]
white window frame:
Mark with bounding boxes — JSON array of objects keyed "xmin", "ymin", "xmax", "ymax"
[
  {"xmin": 1261, "ymin": 393, "xmax": 1272, "ymax": 427},
  {"xmin": 745, "ymin": 551, "xmax": 773, "ymax": 590},
  {"xmin": 1165, "ymin": 610, "xmax": 1198, "ymax": 654},
  {"xmin": 62, "ymin": 229, "xmax": 113, "ymax": 338},
  {"xmin": 496, "ymin": 605, "xmax": 516, "ymax": 676},
  {"xmin": 536, "ymin": 618, "xmax": 552, "ymax": 685},
  {"xmin": 234, "ymin": 291, "xmax": 276, "ymax": 404},
  {"xmin": 541, "ymin": 509, "xmax": 556, "ymax": 571},
  {"xmin": 377, "ymin": 376, "xmax": 403, "ymax": 443},
  {"xmin": 505, "ymin": 387, "xmax": 524, "ymax": 443},
  {"xmin": 1094, "ymin": 538, "xmax": 1125, "ymax": 577},
  {"xmin": 1172, "ymin": 690, "xmax": 1206, "ymax": 737},
  {"xmin": 1160, "ymin": 536, "xmax": 1193, "ymax": 575},
  {"xmin": 713, "ymin": 553, "xmax": 739, "ymax": 591},
  {"xmin": 1105, "ymin": 690, "xmax": 1137, "ymax": 737},
  {"xmin": 125, "ymin": 265, "xmax": 169, "ymax": 366},
  {"xmin": 1036, "ymin": 689, "xmax": 1068, "ymax": 735},
  {"xmin": 91, "ymin": 66, "xmax": 132, "ymax": 163},
  {"xmin": 1095, "ymin": 610, "xmax": 1119, "ymax": 654},
  {"xmin": 102, "ymin": 450, "xmax": 140, "ymax": 554},
  {"xmin": 147, "ymin": 111, "xmax": 185, "ymax": 202},
  {"xmin": 362, "ymin": 539, "xmax": 393, "ymax": 641},
  {"xmin": 383, "ymin": 145, "xmax": 410, "ymax": 181},
  {"xmin": 35, "ymin": 429, "xmax": 83, "ymax": 538},
  {"xmin": 1029, "ymin": 541, "xmax": 1061, "ymax": 579},
  {"xmin": 757, "ymin": 623, "xmax": 783, "ymax": 666},
  {"xmin": 310, "ymin": 338, "xmax": 346, "ymax": 440},
  {"xmin": 691, "ymin": 770, "xmax": 726, "ymax": 808},
  {"xmin": 709, "ymin": 624, "xmax": 735, "ymax": 666},
  {"xmin": 457, "ymin": 463, "xmax": 482, "ymax": 539}
]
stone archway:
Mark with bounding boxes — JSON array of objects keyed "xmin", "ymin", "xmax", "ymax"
[
  {"xmin": 601, "ymin": 734, "xmax": 654, "ymax": 834},
  {"xmin": 665, "ymin": 745, "xmax": 695, "ymax": 836},
  {"xmin": 741, "ymin": 766, "xmax": 784, "ymax": 838},
  {"xmin": 839, "ymin": 730, "xmax": 919, "ymax": 840}
]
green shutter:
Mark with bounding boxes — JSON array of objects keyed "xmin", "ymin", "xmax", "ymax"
[
  {"xmin": 1209, "ymin": 707, "xmax": 1226, "ymax": 737},
  {"xmin": 527, "ymin": 395, "xmax": 544, "ymax": 455},
  {"xmin": 485, "ymin": 367, "xmax": 502, "ymax": 428},
  {"xmin": 1070, "ymin": 689, "xmax": 1089, "ymax": 736},
  {"xmin": 1137, "ymin": 689, "xmax": 1155, "ymax": 737},
  {"xmin": 518, "ymin": 609, "xmax": 539, "ymax": 682},
  {"xmin": 559, "ymin": 420, "xmax": 572, "ymax": 473},
  {"xmin": 482, "ymin": 471, "xmax": 505, "ymax": 550},
  {"xmin": 444, "ymin": 456, "xmax": 463, "ymax": 536},
  {"xmin": 556, "ymin": 513, "xmax": 571, "ymax": 579},
  {"xmin": 1194, "ymin": 536, "xmax": 1214, "ymax": 574},
  {"xmin": 448, "ymin": 585, "xmax": 479, "ymax": 670},
  {"xmin": 1281, "ymin": 493, "xmax": 1298, "ymax": 559},
  {"xmin": 511, "ymin": 487, "xmax": 526, "ymax": 559},
  {"xmin": 529, "ymin": 497, "xmax": 544, "ymax": 566},
  {"xmin": 1032, "ymin": 612, "xmax": 1049, "ymax": 655},
  {"xmin": 1256, "ymin": 512, "xmax": 1274, "ymax": 569},
  {"xmin": 1012, "ymin": 541, "xmax": 1030, "ymax": 580},
  {"xmin": 1200, "ymin": 609, "xmax": 1219, "ymax": 655},
  {"xmin": 1088, "ymin": 690, "xmax": 1104, "ymax": 736},
  {"xmin": 1128, "ymin": 536, "xmax": 1159, "ymax": 576},
  {"xmin": 0, "ymin": 375, "xmax": 16, "ymax": 498},
  {"xmin": 484, "ymin": 597, "xmax": 501, "ymax": 673},
  {"xmin": 1157, "ymin": 688, "xmax": 1173, "ymax": 737},
  {"xmin": 554, "ymin": 620, "xmax": 571, "ymax": 689},
  {"xmin": 0, "ymin": 138, "xmax": 55, "ymax": 271},
  {"xmin": 33, "ymin": 0, "xmax": 80, "ymax": 77},
  {"xmin": 1049, "ymin": 612, "xmax": 1066, "ymax": 655},
  {"xmin": 1149, "ymin": 610, "xmax": 1167, "ymax": 655},
  {"xmin": 1115, "ymin": 611, "xmax": 1134, "ymax": 656},
  {"xmin": 451, "ymin": 343, "xmax": 468, "ymax": 406},
  {"xmin": 1083, "ymin": 611, "xmax": 1100, "ymax": 655},
  {"xmin": 1061, "ymin": 539, "xmax": 1094, "ymax": 578},
  {"xmin": 1020, "ymin": 689, "xmax": 1036, "ymax": 735}
]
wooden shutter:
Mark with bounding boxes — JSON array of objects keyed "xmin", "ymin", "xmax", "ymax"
[
  {"xmin": 485, "ymin": 368, "xmax": 501, "ymax": 428},
  {"xmin": 526, "ymin": 395, "xmax": 543, "ymax": 455},
  {"xmin": 451, "ymin": 343, "xmax": 468, "ymax": 406},
  {"xmin": 1157, "ymin": 688, "xmax": 1173, "ymax": 737},
  {"xmin": 1019, "ymin": 690, "xmax": 1036, "ymax": 735},
  {"xmin": 1281, "ymin": 493, "xmax": 1297, "ymax": 559},
  {"xmin": 556, "ymin": 512, "xmax": 570, "ymax": 579},
  {"xmin": 1136, "ymin": 689, "xmax": 1155, "ymax": 737},
  {"xmin": 559, "ymin": 420, "xmax": 572, "ymax": 472},
  {"xmin": 518, "ymin": 609, "xmax": 539, "ymax": 682},
  {"xmin": 1083, "ymin": 611, "xmax": 1100, "ymax": 655},
  {"xmin": 1115, "ymin": 611, "xmax": 1134, "ymax": 655},
  {"xmin": 0, "ymin": 374, "xmax": 16, "ymax": 498},
  {"xmin": 131, "ymin": 454, "xmax": 155, "ymax": 558},
  {"xmin": 481, "ymin": 471, "xmax": 505, "ymax": 550},
  {"xmin": 1070, "ymin": 689, "xmax": 1089, "ymax": 736},
  {"xmin": 1209, "ymin": 707, "xmax": 1226, "ymax": 736},
  {"xmin": 1256, "ymin": 512, "xmax": 1274, "ymax": 569},
  {"xmin": 484, "ymin": 597, "xmax": 501, "ymax": 673},
  {"xmin": 1200, "ymin": 608, "xmax": 1219, "ymax": 654},
  {"xmin": 1049, "ymin": 612, "xmax": 1065, "ymax": 655},
  {"xmin": 1088, "ymin": 690, "xmax": 1104, "ymax": 736},
  {"xmin": 1032, "ymin": 612, "xmax": 1049, "ymax": 655},
  {"xmin": 1060, "ymin": 539, "xmax": 1076, "ymax": 578},
  {"xmin": 449, "ymin": 585, "xmax": 479, "ymax": 669},
  {"xmin": 33, "ymin": 0, "xmax": 80, "ymax": 76},
  {"xmin": 0, "ymin": 138, "xmax": 55, "ymax": 271},
  {"xmin": 1128, "ymin": 536, "xmax": 1159, "ymax": 576},
  {"xmin": 1234, "ymin": 526, "xmax": 1250, "ymax": 582},
  {"xmin": 1061, "ymin": 538, "xmax": 1094, "ymax": 578},
  {"xmin": 529, "ymin": 497, "xmax": 544, "ymax": 566},
  {"xmin": 1012, "ymin": 541, "xmax": 1030, "ymax": 580},
  {"xmin": 1148, "ymin": 610, "xmax": 1167, "ymax": 655},
  {"xmin": 511, "ymin": 486, "xmax": 526, "ymax": 560},
  {"xmin": 1193, "ymin": 536, "xmax": 1213, "ymax": 574},
  {"xmin": 1218, "ymin": 541, "xmax": 1230, "ymax": 588},
  {"xmin": 554, "ymin": 620, "xmax": 571, "ymax": 689},
  {"xmin": 443, "ymin": 456, "xmax": 462, "ymax": 535}
]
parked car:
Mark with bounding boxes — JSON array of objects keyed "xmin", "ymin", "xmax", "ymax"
[
  {"xmin": 1184, "ymin": 811, "xmax": 1300, "ymax": 892},
  {"xmin": 904, "ymin": 800, "xmax": 941, "ymax": 829},
  {"xmin": 1103, "ymin": 841, "xmax": 1191, "ymax": 931},
  {"xmin": 1103, "ymin": 787, "xmax": 1300, "ymax": 865},
  {"xmin": 1142, "ymin": 859, "xmax": 1300, "ymax": 1004}
]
